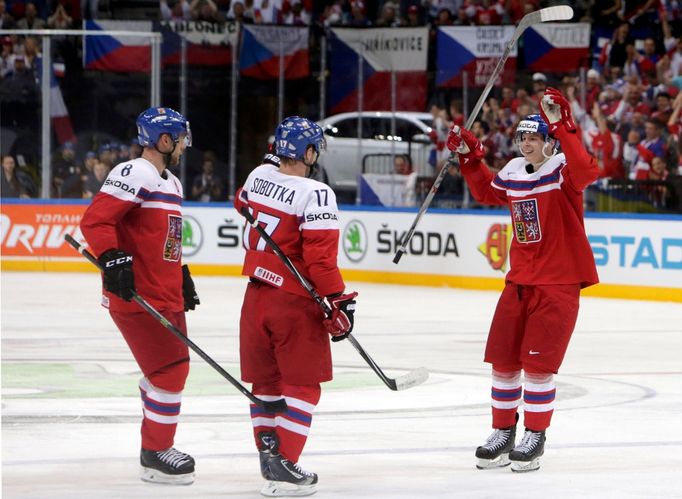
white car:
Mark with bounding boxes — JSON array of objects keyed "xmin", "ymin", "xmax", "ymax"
[{"xmin": 316, "ymin": 111, "xmax": 435, "ymax": 203}]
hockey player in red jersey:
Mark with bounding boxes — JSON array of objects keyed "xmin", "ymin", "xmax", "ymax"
[
  {"xmin": 80, "ymin": 107, "xmax": 200, "ymax": 484},
  {"xmin": 235, "ymin": 116, "xmax": 357, "ymax": 497},
  {"xmin": 447, "ymin": 88, "xmax": 599, "ymax": 473}
]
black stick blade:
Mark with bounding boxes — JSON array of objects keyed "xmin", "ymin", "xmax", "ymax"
[{"xmin": 262, "ymin": 398, "xmax": 288, "ymax": 413}]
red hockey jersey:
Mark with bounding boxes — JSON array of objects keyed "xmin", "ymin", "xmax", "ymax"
[
  {"xmin": 461, "ymin": 129, "xmax": 599, "ymax": 288},
  {"xmin": 80, "ymin": 157, "xmax": 185, "ymax": 312},
  {"xmin": 234, "ymin": 162, "xmax": 345, "ymax": 298}
]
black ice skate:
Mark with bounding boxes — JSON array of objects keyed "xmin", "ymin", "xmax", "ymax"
[
  {"xmin": 258, "ymin": 432, "xmax": 317, "ymax": 497},
  {"xmin": 258, "ymin": 431, "xmax": 277, "ymax": 479},
  {"xmin": 509, "ymin": 429, "xmax": 546, "ymax": 473},
  {"xmin": 140, "ymin": 447, "xmax": 195, "ymax": 485},
  {"xmin": 475, "ymin": 421, "xmax": 517, "ymax": 470}
]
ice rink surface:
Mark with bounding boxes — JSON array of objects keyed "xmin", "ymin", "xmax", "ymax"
[{"xmin": 2, "ymin": 271, "xmax": 682, "ymax": 499}]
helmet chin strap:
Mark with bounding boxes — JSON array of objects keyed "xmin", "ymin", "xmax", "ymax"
[
  {"xmin": 541, "ymin": 140, "xmax": 556, "ymax": 161},
  {"xmin": 303, "ymin": 147, "xmax": 319, "ymax": 178}
]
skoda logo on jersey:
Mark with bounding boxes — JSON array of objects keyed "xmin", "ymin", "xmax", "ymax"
[
  {"xmin": 343, "ymin": 220, "xmax": 368, "ymax": 263},
  {"xmin": 182, "ymin": 215, "xmax": 203, "ymax": 257}
]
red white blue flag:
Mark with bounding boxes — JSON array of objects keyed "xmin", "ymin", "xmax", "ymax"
[
  {"xmin": 436, "ymin": 26, "xmax": 517, "ymax": 88},
  {"xmin": 37, "ymin": 57, "xmax": 76, "ymax": 144},
  {"xmin": 84, "ymin": 20, "xmax": 152, "ymax": 73},
  {"xmin": 524, "ymin": 23, "xmax": 591, "ymax": 72},
  {"xmin": 160, "ymin": 20, "xmax": 239, "ymax": 66},
  {"xmin": 239, "ymin": 25, "xmax": 308, "ymax": 79},
  {"xmin": 328, "ymin": 27, "xmax": 429, "ymax": 114}
]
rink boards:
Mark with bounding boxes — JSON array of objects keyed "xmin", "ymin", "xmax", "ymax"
[{"xmin": 1, "ymin": 200, "xmax": 681, "ymax": 302}]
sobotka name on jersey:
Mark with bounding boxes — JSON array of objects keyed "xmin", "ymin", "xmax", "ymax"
[{"xmin": 250, "ymin": 177, "xmax": 295, "ymax": 205}]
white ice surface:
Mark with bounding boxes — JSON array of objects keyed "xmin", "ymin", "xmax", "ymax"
[{"xmin": 2, "ymin": 272, "xmax": 682, "ymax": 498}]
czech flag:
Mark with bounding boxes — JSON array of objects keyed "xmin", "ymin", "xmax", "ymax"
[
  {"xmin": 84, "ymin": 20, "xmax": 152, "ymax": 72},
  {"xmin": 239, "ymin": 25, "xmax": 309, "ymax": 79},
  {"xmin": 328, "ymin": 27, "xmax": 428, "ymax": 114},
  {"xmin": 160, "ymin": 20, "xmax": 239, "ymax": 66},
  {"xmin": 36, "ymin": 57, "xmax": 76, "ymax": 145},
  {"xmin": 436, "ymin": 26, "xmax": 517, "ymax": 88},
  {"xmin": 524, "ymin": 23, "xmax": 591, "ymax": 72}
]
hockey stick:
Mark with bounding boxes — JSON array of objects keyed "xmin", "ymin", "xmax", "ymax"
[
  {"xmin": 240, "ymin": 207, "xmax": 428, "ymax": 391},
  {"xmin": 393, "ymin": 5, "xmax": 574, "ymax": 264},
  {"xmin": 64, "ymin": 234, "xmax": 288, "ymax": 413}
]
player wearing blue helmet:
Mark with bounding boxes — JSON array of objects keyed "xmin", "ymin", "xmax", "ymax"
[
  {"xmin": 447, "ymin": 87, "xmax": 598, "ymax": 474},
  {"xmin": 235, "ymin": 116, "xmax": 357, "ymax": 496},
  {"xmin": 81, "ymin": 105, "xmax": 199, "ymax": 485},
  {"xmin": 136, "ymin": 107, "xmax": 191, "ymax": 168}
]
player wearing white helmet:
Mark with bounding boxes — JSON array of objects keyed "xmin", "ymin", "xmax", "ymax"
[
  {"xmin": 235, "ymin": 116, "xmax": 357, "ymax": 497},
  {"xmin": 81, "ymin": 107, "xmax": 200, "ymax": 485},
  {"xmin": 447, "ymin": 87, "xmax": 599, "ymax": 473}
]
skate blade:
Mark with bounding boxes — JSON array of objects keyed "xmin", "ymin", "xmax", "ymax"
[
  {"xmin": 140, "ymin": 467, "xmax": 195, "ymax": 485},
  {"xmin": 476, "ymin": 454, "xmax": 511, "ymax": 470},
  {"xmin": 261, "ymin": 480, "xmax": 317, "ymax": 497},
  {"xmin": 510, "ymin": 458, "xmax": 541, "ymax": 473}
]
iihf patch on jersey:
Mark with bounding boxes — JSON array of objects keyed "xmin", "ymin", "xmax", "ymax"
[
  {"xmin": 254, "ymin": 266, "xmax": 283, "ymax": 287},
  {"xmin": 511, "ymin": 198, "xmax": 541, "ymax": 243},
  {"xmin": 164, "ymin": 214, "xmax": 183, "ymax": 261}
]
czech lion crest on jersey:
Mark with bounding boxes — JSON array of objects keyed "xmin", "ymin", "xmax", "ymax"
[
  {"xmin": 511, "ymin": 198, "xmax": 541, "ymax": 243},
  {"xmin": 164, "ymin": 214, "xmax": 183, "ymax": 261}
]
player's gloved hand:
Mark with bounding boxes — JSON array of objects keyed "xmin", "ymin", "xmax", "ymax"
[
  {"xmin": 540, "ymin": 87, "xmax": 576, "ymax": 135},
  {"xmin": 99, "ymin": 249, "xmax": 135, "ymax": 302},
  {"xmin": 446, "ymin": 125, "xmax": 485, "ymax": 164},
  {"xmin": 323, "ymin": 291, "xmax": 358, "ymax": 342},
  {"xmin": 182, "ymin": 264, "xmax": 200, "ymax": 311}
]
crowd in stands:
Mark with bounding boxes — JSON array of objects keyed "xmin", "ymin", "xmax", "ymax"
[{"xmin": 1, "ymin": 1, "xmax": 682, "ymax": 210}]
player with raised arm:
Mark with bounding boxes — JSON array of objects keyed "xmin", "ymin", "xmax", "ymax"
[
  {"xmin": 234, "ymin": 116, "xmax": 357, "ymax": 497},
  {"xmin": 80, "ymin": 107, "xmax": 200, "ymax": 485},
  {"xmin": 447, "ymin": 88, "xmax": 599, "ymax": 472}
]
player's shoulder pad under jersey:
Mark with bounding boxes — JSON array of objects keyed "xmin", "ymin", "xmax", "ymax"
[
  {"xmin": 301, "ymin": 180, "xmax": 339, "ymax": 229},
  {"xmin": 99, "ymin": 158, "xmax": 155, "ymax": 203}
]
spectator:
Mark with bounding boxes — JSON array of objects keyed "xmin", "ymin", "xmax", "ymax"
[
  {"xmin": 160, "ymin": 0, "xmax": 191, "ymax": 21},
  {"xmin": 1, "ymin": 154, "xmax": 35, "ymax": 198},
  {"xmin": 584, "ymin": 68, "xmax": 602, "ymax": 112},
  {"xmin": 16, "ymin": 2, "xmax": 46, "ymax": 30},
  {"xmin": 403, "ymin": 4, "xmax": 421, "ymax": 26},
  {"xmin": 348, "ymin": 0, "xmax": 370, "ymax": 26},
  {"xmin": 281, "ymin": 0, "xmax": 310, "ymax": 25},
  {"xmin": 82, "ymin": 160, "xmax": 109, "ymax": 198},
  {"xmin": 376, "ymin": 1, "xmax": 400, "ymax": 27},
  {"xmin": 393, "ymin": 153, "xmax": 417, "ymax": 207},
  {"xmin": 651, "ymin": 92, "xmax": 673, "ymax": 124},
  {"xmin": 22, "ymin": 36, "xmax": 41, "ymax": 72},
  {"xmin": 254, "ymin": 0, "xmax": 278, "ymax": 24},
  {"xmin": 437, "ymin": 161, "xmax": 464, "ymax": 203},
  {"xmin": 191, "ymin": 156, "xmax": 223, "ymax": 201},
  {"xmin": 0, "ymin": 0, "xmax": 17, "ymax": 29},
  {"xmin": 622, "ymin": 129, "xmax": 646, "ymax": 179},
  {"xmin": 589, "ymin": 102, "xmax": 624, "ymax": 179},
  {"xmin": 1, "ymin": 35, "xmax": 13, "ymax": 77},
  {"xmin": 97, "ymin": 143, "xmax": 115, "ymax": 169},
  {"xmin": 531, "ymin": 72, "xmax": 547, "ymax": 104},
  {"xmin": 47, "ymin": 3, "xmax": 73, "ymax": 28},
  {"xmin": 607, "ymin": 23, "xmax": 633, "ymax": 70},
  {"xmin": 52, "ymin": 142, "xmax": 82, "ymax": 198},
  {"xmin": 191, "ymin": 0, "xmax": 222, "ymax": 22},
  {"xmin": 648, "ymin": 156, "xmax": 670, "ymax": 208},
  {"xmin": 0, "ymin": 55, "xmax": 40, "ymax": 130}
]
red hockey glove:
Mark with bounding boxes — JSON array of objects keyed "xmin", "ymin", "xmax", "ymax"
[
  {"xmin": 446, "ymin": 125, "xmax": 485, "ymax": 165},
  {"xmin": 540, "ymin": 87, "xmax": 576, "ymax": 135},
  {"xmin": 323, "ymin": 291, "xmax": 358, "ymax": 342}
]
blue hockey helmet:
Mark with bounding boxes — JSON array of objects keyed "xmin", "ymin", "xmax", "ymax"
[
  {"xmin": 273, "ymin": 116, "xmax": 326, "ymax": 162},
  {"xmin": 136, "ymin": 107, "xmax": 192, "ymax": 148},
  {"xmin": 514, "ymin": 114, "xmax": 550, "ymax": 144}
]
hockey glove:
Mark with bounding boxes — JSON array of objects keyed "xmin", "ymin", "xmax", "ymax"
[
  {"xmin": 99, "ymin": 249, "xmax": 135, "ymax": 302},
  {"xmin": 446, "ymin": 126, "xmax": 485, "ymax": 165},
  {"xmin": 182, "ymin": 264, "xmax": 200, "ymax": 311},
  {"xmin": 323, "ymin": 291, "xmax": 358, "ymax": 342},
  {"xmin": 540, "ymin": 87, "xmax": 576, "ymax": 135}
]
